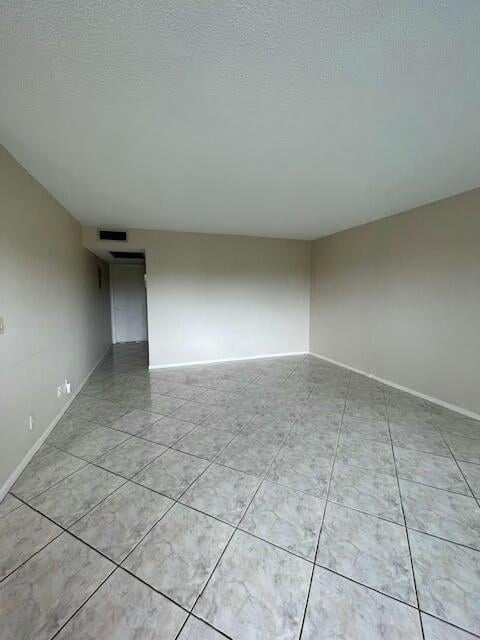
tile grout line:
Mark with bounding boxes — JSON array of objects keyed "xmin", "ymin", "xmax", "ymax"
[
  {"xmin": 5, "ymin": 349, "xmax": 479, "ymax": 639},
  {"xmin": 0, "ymin": 501, "xmax": 23, "ymax": 521},
  {"xmin": 49, "ymin": 565, "xmax": 119, "ymax": 639},
  {"xmin": 9, "ymin": 455, "xmax": 91, "ymax": 505},
  {"xmin": 10, "ymin": 492, "xmax": 230, "ymax": 639},
  {"xmin": 419, "ymin": 611, "xmax": 480, "ymax": 639},
  {"xmin": 175, "ymin": 360, "xmax": 307, "ymax": 637},
  {"xmin": 297, "ymin": 370, "xmax": 352, "ymax": 640},
  {"xmin": 100, "ymin": 399, "xmax": 269, "ymax": 639},
  {"xmin": 17, "ymin": 393, "xmax": 302, "ymax": 551},
  {"xmin": 425, "ymin": 406, "xmax": 480, "ymax": 511},
  {"xmin": 7, "ymin": 479, "xmax": 445, "ymax": 635},
  {"xmin": 16, "ymin": 358, "xmax": 445, "ymax": 609},
  {"xmin": 0, "ymin": 527, "xmax": 64, "ymax": 585},
  {"xmin": 115, "ymin": 404, "xmax": 263, "ymax": 583},
  {"xmin": 42, "ymin": 403, "xmax": 254, "ymax": 506},
  {"xmin": 68, "ymin": 381, "xmax": 247, "ymax": 435},
  {"xmin": 383, "ymin": 388, "xmax": 425, "ymax": 640},
  {"xmin": 123, "ymin": 407, "xmax": 257, "ymax": 503}
]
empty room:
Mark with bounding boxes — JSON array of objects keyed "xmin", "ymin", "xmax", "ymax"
[{"xmin": 1, "ymin": 2, "xmax": 480, "ymax": 639}]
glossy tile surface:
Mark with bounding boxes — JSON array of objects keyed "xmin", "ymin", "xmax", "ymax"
[
  {"xmin": 11, "ymin": 444, "xmax": 86, "ymax": 500},
  {"xmin": 335, "ymin": 435, "xmax": 395, "ymax": 475},
  {"xmin": 433, "ymin": 412, "xmax": 480, "ymax": 441},
  {"xmin": 173, "ymin": 425, "xmax": 236, "ymax": 460},
  {"xmin": 316, "ymin": 501, "xmax": 416, "ymax": 604},
  {"xmin": 46, "ymin": 415, "xmax": 97, "ymax": 449},
  {"xmin": 94, "ymin": 436, "xmax": 166, "ymax": 478},
  {"xmin": 217, "ymin": 433, "xmax": 280, "ymax": 476},
  {"xmin": 124, "ymin": 503, "xmax": 232, "ymax": 608},
  {"xmin": 340, "ymin": 414, "xmax": 390, "ymax": 443},
  {"xmin": 267, "ymin": 445, "xmax": 332, "ymax": 497},
  {"xmin": 178, "ymin": 616, "xmax": 227, "ymax": 639},
  {"xmin": 443, "ymin": 435, "xmax": 480, "ymax": 464},
  {"xmin": 170, "ymin": 400, "xmax": 216, "ymax": 425},
  {"xmin": 410, "ymin": 530, "xmax": 480, "ymax": 635},
  {"xmin": 56, "ymin": 569, "xmax": 186, "ymax": 639},
  {"xmin": 329, "ymin": 461, "xmax": 403, "ymax": 523},
  {"xmin": 394, "ymin": 446, "xmax": 471, "ymax": 495},
  {"xmin": 71, "ymin": 482, "xmax": 173, "ymax": 562},
  {"xmin": 0, "ymin": 505, "xmax": 61, "ymax": 580},
  {"xmin": 59, "ymin": 424, "xmax": 130, "ymax": 461},
  {"xmin": 422, "ymin": 614, "xmax": 477, "ymax": 639},
  {"xmin": 302, "ymin": 567, "xmax": 422, "ymax": 639},
  {"xmin": 3, "ymin": 343, "xmax": 480, "ymax": 640},
  {"xmin": 68, "ymin": 397, "xmax": 129, "ymax": 425},
  {"xmin": 139, "ymin": 416, "xmax": 197, "ymax": 446},
  {"xmin": 30, "ymin": 464, "xmax": 124, "ymax": 527},
  {"xmin": 390, "ymin": 423, "xmax": 451, "ymax": 456},
  {"xmin": 401, "ymin": 480, "xmax": 480, "ymax": 549},
  {"xmin": 144, "ymin": 395, "xmax": 187, "ymax": 416},
  {"xmin": 241, "ymin": 480, "xmax": 325, "ymax": 559},
  {"xmin": 134, "ymin": 449, "xmax": 209, "ymax": 498},
  {"xmin": 181, "ymin": 462, "xmax": 260, "ymax": 525},
  {"xmin": 195, "ymin": 530, "xmax": 311, "ymax": 640},
  {"xmin": 0, "ymin": 533, "xmax": 113, "ymax": 640},
  {"xmin": 0, "ymin": 493, "xmax": 22, "ymax": 519},
  {"xmin": 459, "ymin": 461, "xmax": 480, "ymax": 498},
  {"xmin": 109, "ymin": 408, "xmax": 162, "ymax": 434}
]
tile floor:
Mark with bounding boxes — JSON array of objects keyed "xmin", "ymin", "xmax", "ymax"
[{"xmin": 1, "ymin": 342, "xmax": 480, "ymax": 639}]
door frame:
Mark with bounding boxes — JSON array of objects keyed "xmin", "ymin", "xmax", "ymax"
[
  {"xmin": 109, "ymin": 264, "xmax": 117, "ymax": 343},
  {"xmin": 109, "ymin": 262, "xmax": 147, "ymax": 344}
]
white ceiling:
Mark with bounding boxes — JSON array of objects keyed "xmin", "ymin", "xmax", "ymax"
[{"xmin": 1, "ymin": 1, "xmax": 479, "ymax": 240}]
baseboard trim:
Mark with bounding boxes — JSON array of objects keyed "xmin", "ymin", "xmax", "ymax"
[
  {"xmin": 149, "ymin": 351, "xmax": 308, "ymax": 370},
  {"xmin": 0, "ymin": 344, "xmax": 112, "ymax": 502},
  {"xmin": 308, "ymin": 352, "xmax": 480, "ymax": 421}
]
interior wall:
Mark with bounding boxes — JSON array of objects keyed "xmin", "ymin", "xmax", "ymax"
[
  {"xmin": 309, "ymin": 188, "xmax": 480, "ymax": 415},
  {"xmin": 0, "ymin": 146, "xmax": 112, "ymax": 491},
  {"xmin": 82, "ymin": 227, "xmax": 311, "ymax": 366}
]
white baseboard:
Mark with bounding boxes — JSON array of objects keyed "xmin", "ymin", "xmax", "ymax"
[
  {"xmin": 308, "ymin": 352, "xmax": 370, "ymax": 378},
  {"xmin": 308, "ymin": 352, "xmax": 480, "ymax": 422},
  {"xmin": 0, "ymin": 344, "xmax": 112, "ymax": 502},
  {"xmin": 149, "ymin": 351, "xmax": 308, "ymax": 370}
]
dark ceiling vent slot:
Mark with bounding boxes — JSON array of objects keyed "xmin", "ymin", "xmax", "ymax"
[
  {"xmin": 110, "ymin": 251, "xmax": 145, "ymax": 259},
  {"xmin": 98, "ymin": 229, "xmax": 128, "ymax": 242}
]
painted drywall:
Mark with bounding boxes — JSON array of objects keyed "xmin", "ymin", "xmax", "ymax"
[
  {"xmin": 309, "ymin": 189, "xmax": 480, "ymax": 415},
  {"xmin": 82, "ymin": 227, "xmax": 310, "ymax": 366},
  {"xmin": 0, "ymin": 146, "xmax": 111, "ymax": 490}
]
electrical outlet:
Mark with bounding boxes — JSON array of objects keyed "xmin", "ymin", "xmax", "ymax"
[
  {"xmin": 29, "ymin": 415, "xmax": 35, "ymax": 431},
  {"xmin": 57, "ymin": 385, "xmax": 62, "ymax": 398}
]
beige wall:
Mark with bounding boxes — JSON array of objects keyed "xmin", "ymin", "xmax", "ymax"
[
  {"xmin": 0, "ymin": 147, "xmax": 111, "ymax": 491},
  {"xmin": 310, "ymin": 189, "xmax": 480, "ymax": 415},
  {"xmin": 82, "ymin": 227, "xmax": 311, "ymax": 366}
]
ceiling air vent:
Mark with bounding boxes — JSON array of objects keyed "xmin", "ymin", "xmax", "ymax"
[
  {"xmin": 98, "ymin": 229, "xmax": 128, "ymax": 242},
  {"xmin": 110, "ymin": 251, "xmax": 144, "ymax": 259}
]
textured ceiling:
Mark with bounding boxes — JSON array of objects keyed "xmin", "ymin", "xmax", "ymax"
[{"xmin": 1, "ymin": 1, "xmax": 480, "ymax": 239}]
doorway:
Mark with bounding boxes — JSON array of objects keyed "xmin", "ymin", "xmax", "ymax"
[{"xmin": 110, "ymin": 262, "xmax": 147, "ymax": 343}]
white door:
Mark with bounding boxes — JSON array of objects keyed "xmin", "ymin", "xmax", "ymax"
[{"xmin": 111, "ymin": 264, "xmax": 147, "ymax": 343}]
